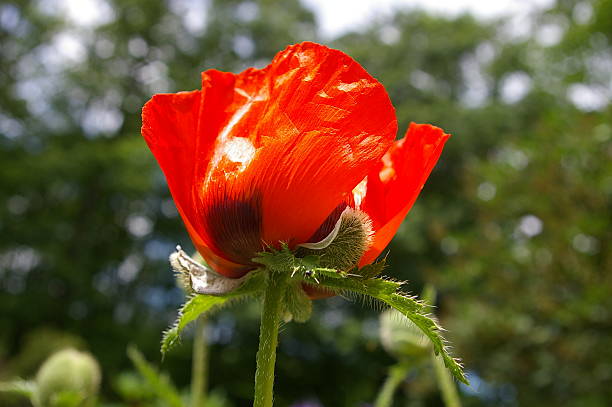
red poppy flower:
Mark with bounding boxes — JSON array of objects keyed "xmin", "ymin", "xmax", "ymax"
[{"xmin": 141, "ymin": 42, "xmax": 449, "ymax": 279}]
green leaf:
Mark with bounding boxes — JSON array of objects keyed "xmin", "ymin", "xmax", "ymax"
[
  {"xmin": 317, "ymin": 276, "xmax": 422, "ymax": 311},
  {"xmin": 254, "ymin": 246, "xmax": 339, "ymax": 282},
  {"xmin": 161, "ymin": 270, "xmax": 265, "ymax": 355},
  {"xmin": 127, "ymin": 346, "xmax": 183, "ymax": 407},
  {"xmin": 0, "ymin": 380, "xmax": 37, "ymax": 399},
  {"xmin": 253, "ymin": 244, "xmax": 295, "ymax": 272},
  {"xmin": 319, "ymin": 276, "xmax": 468, "ymax": 385},
  {"xmin": 283, "ymin": 282, "xmax": 312, "ymax": 323},
  {"xmin": 355, "ymin": 258, "xmax": 387, "ymax": 279},
  {"xmin": 255, "ymin": 246, "xmax": 466, "ymax": 384}
]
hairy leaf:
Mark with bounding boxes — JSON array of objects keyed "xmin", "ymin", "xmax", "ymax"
[
  {"xmin": 356, "ymin": 258, "xmax": 387, "ymax": 279},
  {"xmin": 319, "ymin": 276, "xmax": 468, "ymax": 384},
  {"xmin": 254, "ymin": 246, "xmax": 338, "ymax": 282},
  {"xmin": 253, "ymin": 244, "xmax": 295, "ymax": 272},
  {"xmin": 283, "ymin": 282, "xmax": 313, "ymax": 323},
  {"xmin": 161, "ymin": 270, "xmax": 265, "ymax": 354}
]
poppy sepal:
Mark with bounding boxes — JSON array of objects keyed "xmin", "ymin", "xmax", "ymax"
[{"xmin": 170, "ymin": 245, "xmax": 249, "ymax": 295}]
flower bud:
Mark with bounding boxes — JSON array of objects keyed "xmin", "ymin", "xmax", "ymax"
[
  {"xmin": 35, "ymin": 348, "xmax": 101, "ymax": 407},
  {"xmin": 379, "ymin": 309, "xmax": 431, "ymax": 360},
  {"xmin": 298, "ymin": 207, "xmax": 372, "ymax": 272}
]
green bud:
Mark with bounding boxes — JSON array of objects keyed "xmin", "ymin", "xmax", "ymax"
[
  {"xmin": 298, "ymin": 208, "xmax": 372, "ymax": 272},
  {"xmin": 379, "ymin": 309, "xmax": 431, "ymax": 361},
  {"xmin": 35, "ymin": 348, "xmax": 101, "ymax": 407}
]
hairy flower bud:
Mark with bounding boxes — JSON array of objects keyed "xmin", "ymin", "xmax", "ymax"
[
  {"xmin": 298, "ymin": 207, "xmax": 373, "ymax": 272},
  {"xmin": 35, "ymin": 349, "xmax": 101, "ymax": 407}
]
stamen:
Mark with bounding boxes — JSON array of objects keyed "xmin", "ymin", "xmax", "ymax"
[{"xmin": 352, "ymin": 177, "xmax": 368, "ymax": 209}]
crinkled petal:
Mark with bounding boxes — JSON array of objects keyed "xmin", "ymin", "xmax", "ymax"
[
  {"xmin": 141, "ymin": 91, "xmax": 204, "ymax": 244},
  {"xmin": 199, "ymin": 42, "xmax": 397, "ymax": 252},
  {"xmin": 142, "ymin": 91, "xmax": 248, "ymax": 277},
  {"xmin": 143, "ymin": 42, "xmax": 398, "ymax": 276},
  {"xmin": 357, "ymin": 123, "xmax": 451, "ymax": 266}
]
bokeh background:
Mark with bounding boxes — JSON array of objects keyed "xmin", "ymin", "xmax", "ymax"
[{"xmin": 1, "ymin": 0, "xmax": 611, "ymax": 406}]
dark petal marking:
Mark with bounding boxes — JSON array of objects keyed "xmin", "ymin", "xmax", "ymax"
[
  {"xmin": 306, "ymin": 201, "xmax": 348, "ymax": 244},
  {"xmin": 202, "ymin": 186, "xmax": 264, "ymax": 266}
]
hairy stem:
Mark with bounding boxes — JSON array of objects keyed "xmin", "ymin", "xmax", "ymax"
[
  {"xmin": 433, "ymin": 353, "xmax": 462, "ymax": 407},
  {"xmin": 374, "ymin": 363, "xmax": 410, "ymax": 407},
  {"xmin": 191, "ymin": 316, "xmax": 208, "ymax": 407},
  {"xmin": 253, "ymin": 270, "xmax": 288, "ymax": 407}
]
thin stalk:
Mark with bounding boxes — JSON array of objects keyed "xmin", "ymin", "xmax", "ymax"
[
  {"xmin": 253, "ymin": 270, "xmax": 287, "ymax": 407},
  {"xmin": 432, "ymin": 354, "xmax": 462, "ymax": 407},
  {"xmin": 424, "ymin": 284, "xmax": 462, "ymax": 407},
  {"xmin": 191, "ymin": 315, "xmax": 208, "ymax": 407},
  {"xmin": 374, "ymin": 363, "xmax": 410, "ymax": 407}
]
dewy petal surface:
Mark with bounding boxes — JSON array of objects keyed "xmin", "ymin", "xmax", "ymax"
[
  {"xmin": 357, "ymin": 123, "xmax": 451, "ymax": 266},
  {"xmin": 142, "ymin": 42, "xmax": 397, "ymax": 276}
]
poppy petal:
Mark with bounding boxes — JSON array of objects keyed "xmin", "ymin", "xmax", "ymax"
[
  {"xmin": 141, "ymin": 91, "xmax": 204, "ymax": 243},
  {"xmin": 357, "ymin": 123, "xmax": 451, "ymax": 266},
  {"xmin": 142, "ymin": 91, "xmax": 248, "ymax": 277},
  {"xmin": 200, "ymin": 42, "xmax": 397, "ymax": 251},
  {"xmin": 143, "ymin": 42, "xmax": 398, "ymax": 277}
]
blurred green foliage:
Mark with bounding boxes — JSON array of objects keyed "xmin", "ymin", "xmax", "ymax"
[{"xmin": 0, "ymin": 0, "xmax": 610, "ymax": 406}]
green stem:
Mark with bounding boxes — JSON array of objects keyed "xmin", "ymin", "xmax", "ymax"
[
  {"xmin": 253, "ymin": 270, "xmax": 287, "ymax": 407},
  {"xmin": 424, "ymin": 284, "xmax": 462, "ymax": 407},
  {"xmin": 374, "ymin": 363, "xmax": 410, "ymax": 407},
  {"xmin": 191, "ymin": 316, "xmax": 208, "ymax": 407},
  {"xmin": 432, "ymin": 354, "xmax": 462, "ymax": 407}
]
